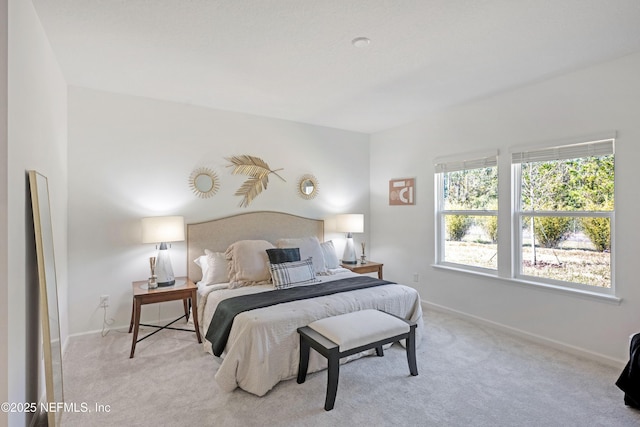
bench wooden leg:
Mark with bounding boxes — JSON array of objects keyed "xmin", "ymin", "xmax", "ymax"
[
  {"xmin": 325, "ymin": 353, "xmax": 340, "ymax": 411},
  {"xmin": 406, "ymin": 326, "xmax": 418, "ymax": 376},
  {"xmin": 297, "ymin": 335, "xmax": 310, "ymax": 384}
]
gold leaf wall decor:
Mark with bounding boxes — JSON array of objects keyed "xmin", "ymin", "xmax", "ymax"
[{"xmin": 226, "ymin": 155, "xmax": 285, "ymax": 207}]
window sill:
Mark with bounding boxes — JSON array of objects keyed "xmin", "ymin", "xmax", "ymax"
[{"xmin": 432, "ymin": 264, "xmax": 622, "ymax": 305}]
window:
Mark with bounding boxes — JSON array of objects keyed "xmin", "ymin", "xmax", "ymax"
[
  {"xmin": 435, "ymin": 152, "xmax": 498, "ymax": 271},
  {"xmin": 434, "ymin": 135, "xmax": 616, "ymax": 298},
  {"xmin": 512, "ymin": 138, "xmax": 614, "ymax": 292}
]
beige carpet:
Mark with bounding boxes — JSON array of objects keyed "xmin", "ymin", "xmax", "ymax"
[{"xmin": 60, "ymin": 309, "xmax": 640, "ymax": 426}]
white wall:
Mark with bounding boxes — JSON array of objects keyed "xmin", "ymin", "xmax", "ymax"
[
  {"xmin": 67, "ymin": 87, "xmax": 370, "ymax": 335},
  {"xmin": 7, "ymin": 0, "xmax": 68, "ymax": 425},
  {"xmin": 370, "ymin": 52, "xmax": 640, "ymax": 364}
]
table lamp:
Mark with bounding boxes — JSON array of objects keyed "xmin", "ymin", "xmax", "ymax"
[
  {"xmin": 336, "ymin": 214, "xmax": 364, "ymax": 264},
  {"xmin": 141, "ymin": 216, "xmax": 185, "ymax": 286}
]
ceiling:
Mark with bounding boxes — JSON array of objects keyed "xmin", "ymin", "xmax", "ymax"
[{"xmin": 32, "ymin": 0, "xmax": 640, "ymax": 134}]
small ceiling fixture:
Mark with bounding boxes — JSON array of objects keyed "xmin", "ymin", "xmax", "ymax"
[{"xmin": 351, "ymin": 37, "xmax": 371, "ymax": 48}]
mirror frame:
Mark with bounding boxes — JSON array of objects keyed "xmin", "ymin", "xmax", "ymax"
[
  {"xmin": 188, "ymin": 167, "xmax": 220, "ymax": 199},
  {"xmin": 28, "ymin": 170, "xmax": 64, "ymax": 427},
  {"xmin": 297, "ymin": 174, "xmax": 319, "ymax": 200}
]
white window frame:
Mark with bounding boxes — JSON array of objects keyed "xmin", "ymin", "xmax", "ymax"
[
  {"xmin": 511, "ymin": 136, "xmax": 615, "ymax": 295},
  {"xmin": 434, "ymin": 150, "xmax": 499, "ymax": 274}
]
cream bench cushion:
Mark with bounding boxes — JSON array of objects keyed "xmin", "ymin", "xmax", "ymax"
[{"xmin": 308, "ymin": 309, "xmax": 410, "ymax": 352}]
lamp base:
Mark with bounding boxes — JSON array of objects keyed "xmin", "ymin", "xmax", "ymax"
[
  {"xmin": 155, "ymin": 246, "xmax": 175, "ymax": 287},
  {"xmin": 157, "ymin": 279, "xmax": 175, "ymax": 287},
  {"xmin": 342, "ymin": 236, "xmax": 357, "ymax": 265}
]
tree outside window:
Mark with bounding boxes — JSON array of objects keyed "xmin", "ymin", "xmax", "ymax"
[
  {"xmin": 514, "ymin": 140, "xmax": 614, "ymax": 290},
  {"xmin": 436, "ymin": 155, "xmax": 498, "ymax": 271}
]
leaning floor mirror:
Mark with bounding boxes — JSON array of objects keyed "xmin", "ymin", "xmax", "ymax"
[{"xmin": 29, "ymin": 170, "xmax": 64, "ymax": 426}]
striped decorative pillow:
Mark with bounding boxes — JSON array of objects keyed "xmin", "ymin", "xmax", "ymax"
[{"xmin": 270, "ymin": 258, "xmax": 318, "ymax": 289}]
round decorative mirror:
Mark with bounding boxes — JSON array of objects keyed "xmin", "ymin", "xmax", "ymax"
[
  {"xmin": 298, "ymin": 174, "xmax": 319, "ymax": 200},
  {"xmin": 189, "ymin": 167, "xmax": 220, "ymax": 199}
]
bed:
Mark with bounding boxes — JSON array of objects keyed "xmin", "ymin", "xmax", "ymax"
[{"xmin": 187, "ymin": 211, "xmax": 423, "ymax": 396}]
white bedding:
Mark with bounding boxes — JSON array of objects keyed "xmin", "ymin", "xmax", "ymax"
[{"xmin": 196, "ymin": 269, "xmax": 423, "ymax": 396}]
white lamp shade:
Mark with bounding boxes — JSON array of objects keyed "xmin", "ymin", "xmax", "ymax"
[
  {"xmin": 141, "ymin": 216, "xmax": 185, "ymax": 244},
  {"xmin": 335, "ymin": 214, "xmax": 364, "ymax": 233}
]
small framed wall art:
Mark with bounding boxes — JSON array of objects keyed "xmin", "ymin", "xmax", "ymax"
[{"xmin": 389, "ymin": 178, "xmax": 415, "ymax": 206}]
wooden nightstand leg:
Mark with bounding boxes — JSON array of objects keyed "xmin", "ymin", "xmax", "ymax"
[
  {"xmin": 191, "ymin": 291, "xmax": 202, "ymax": 343},
  {"xmin": 378, "ymin": 266, "xmax": 383, "ymax": 280},
  {"xmin": 128, "ymin": 297, "xmax": 135, "ymax": 333},
  {"xmin": 130, "ymin": 299, "xmax": 142, "ymax": 358},
  {"xmin": 183, "ymin": 298, "xmax": 189, "ymax": 320}
]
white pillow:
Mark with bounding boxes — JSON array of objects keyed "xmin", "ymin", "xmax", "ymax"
[
  {"xmin": 320, "ymin": 240, "xmax": 340, "ymax": 269},
  {"xmin": 201, "ymin": 250, "xmax": 229, "ymax": 285},
  {"xmin": 225, "ymin": 240, "xmax": 275, "ymax": 288},
  {"xmin": 194, "ymin": 254, "xmax": 209, "ymax": 280},
  {"xmin": 276, "ymin": 236, "xmax": 327, "ymax": 275},
  {"xmin": 270, "ymin": 258, "xmax": 319, "ymax": 289}
]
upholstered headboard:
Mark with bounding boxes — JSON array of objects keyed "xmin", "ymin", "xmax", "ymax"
[{"xmin": 186, "ymin": 211, "xmax": 324, "ymax": 282}]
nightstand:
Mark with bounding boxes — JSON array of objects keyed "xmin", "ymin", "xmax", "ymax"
[
  {"xmin": 128, "ymin": 277, "xmax": 202, "ymax": 358},
  {"xmin": 340, "ymin": 261, "xmax": 384, "ymax": 279}
]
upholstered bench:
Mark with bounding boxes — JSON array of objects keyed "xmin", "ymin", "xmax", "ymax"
[{"xmin": 297, "ymin": 309, "xmax": 418, "ymax": 411}]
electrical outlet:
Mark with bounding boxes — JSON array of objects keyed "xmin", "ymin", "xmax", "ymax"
[
  {"xmin": 413, "ymin": 273, "xmax": 419, "ymax": 282},
  {"xmin": 99, "ymin": 295, "xmax": 109, "ymax": 308}
]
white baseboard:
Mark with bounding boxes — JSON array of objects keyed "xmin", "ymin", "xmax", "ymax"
[
  {"xmin": 422, "ymin": 299, "xmax": 626, "ymax": 369},
  {"xmin": 66, "ymin": 325, "xmax": 127, "ymax": 340},
  {"xmin": 67, "ymin": 302, "xmax": 627, "ymax": 369},
  {"xmin": 65, "ymin": 316, "xmax": 193, "ymax": 344}
]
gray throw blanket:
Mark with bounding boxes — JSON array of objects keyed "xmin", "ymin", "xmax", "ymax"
[{"xmin": 206, "ymin": 275, "xmax": 394, "ymax": 356}]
